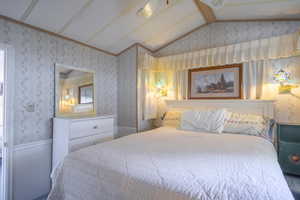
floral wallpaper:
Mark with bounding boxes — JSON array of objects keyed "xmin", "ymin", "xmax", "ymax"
[
  {"xmin": 117, "ymin": 46, "xmax": 137, "ymax": 130},
  {"xmin": 155, "ymin": 21, "xmax": 300, "ymax": 57},
  {"xmin": 0, "ymin": 19, "xmax": 118, "ymax": 145},
  {"xmin": 267, "ymin": 56, "xmax": 300, "ymax": 124}
]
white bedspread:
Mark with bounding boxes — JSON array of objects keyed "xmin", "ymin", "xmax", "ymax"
[{"xmin": 47, "ymin": 127, "xmax": 293, "ymax": 200}]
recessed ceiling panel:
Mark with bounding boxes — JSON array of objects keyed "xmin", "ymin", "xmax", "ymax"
[
  {"xmin": 216, "ymin": 0, "xmax": 300, "ymax": 20},
  {"xmin": 145, "ymin": 12, "xmax": 205, "ymax": 49},
  {"xmin": 122, "ymin": 0, "xmax": 202, "ymax": 47},
  {"xmin": 62, "ymin": 0, "xmax": 139, "ymax": 42},
  {"xmin": 91, "ymin": 0, "xmax": 202, "ymax": 53},
  {"xmin": 131, "ymin": 1, "xmax": 205, "ymax": 48},
  {"xmin": 88, "ymin": 0, "xmax": 151, "ymax": 49},
  {"xmin": 0, "ymin": 0, "xmax": 32, "ymax": 20},
  {"xmin": 25, "ymin": 0, "xmax": 88, "ymax": 32}
]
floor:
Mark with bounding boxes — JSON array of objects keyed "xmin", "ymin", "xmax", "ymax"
[{"xmin": 285, "ymin": 174, "xmax": 300, "ymax": 200}]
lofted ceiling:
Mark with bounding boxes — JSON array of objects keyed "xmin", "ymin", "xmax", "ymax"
[{"xmin": 0, "ymin": 0, "xmax": 300, "ymax": 55}]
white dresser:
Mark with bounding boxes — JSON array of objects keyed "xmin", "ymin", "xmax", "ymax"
[{"xmin": 52, "ymin": 115, "xmax": 114, "ymax": 170}]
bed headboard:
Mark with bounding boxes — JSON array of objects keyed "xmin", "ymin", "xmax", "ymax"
[{"xmin": 165, "ymin": 100, "xmax": 275, "ymax": 118}]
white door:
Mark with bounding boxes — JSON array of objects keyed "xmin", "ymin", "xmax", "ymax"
[{"xmin": 0, "ymin": 44, "xmax": 14, "ymax": 200}]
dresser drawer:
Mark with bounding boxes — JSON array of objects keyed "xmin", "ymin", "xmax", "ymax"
[
  {"xmin": 69, "ymin": 132, "xmax": 113, "ymax": 152},
  {"xmin": 69, "ymin": 118, "xmax": 113, "ymax": 139}
]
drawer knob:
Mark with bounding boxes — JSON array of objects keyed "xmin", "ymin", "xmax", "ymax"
[
  {"xmin": 289, "ymin": 155, "xmax": 300, "ymax": 163},
  {"xmin": 93, "ymin": 125, "xmax": 99, "ymax": 129}
]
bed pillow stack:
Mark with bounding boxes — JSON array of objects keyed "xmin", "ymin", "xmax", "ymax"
[
  {"xmin": 223, "ymin": 112, "xmax": 274, "ymax": 141},
  {"xmin": 180, "ymin": 109, "xmax": 228, "ymax": 134},
  {"xmin": 161, "ymin": 108, "xmax": 274, "ymax": 142}
]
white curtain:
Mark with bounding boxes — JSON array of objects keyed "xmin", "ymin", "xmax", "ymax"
[
  {"xmin": 139, "ymin": 30, "xmax": 300, "ymax": 120},
  {"xmin": 157, "ymin": 31, "xmax": 300, "ymax": 71},
  {"xmin": 138, "ymin": 53, "xmax": 158, "ymax": 120}
]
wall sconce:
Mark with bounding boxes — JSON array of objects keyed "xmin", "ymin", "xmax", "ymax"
[
  {"xmin": 273, "ymin": 69, "xmax": 298, "ymax": 94},
  {"xmin": 156, "ymin": 81, "xmax": 168, "ymax": 97}
]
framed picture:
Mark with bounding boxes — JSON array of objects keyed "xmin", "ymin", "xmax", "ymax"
[
  {"xmin": 78, "ymin": 84, "xmax": 94, "ymax": 104},
  {"xmin": 188, "ymin": 64, "xmax": 243, "ymax": 99}
]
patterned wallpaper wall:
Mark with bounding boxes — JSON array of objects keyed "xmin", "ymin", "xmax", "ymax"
[
  {"xmin": 268, "ymin": 56, "xmax": 300, "ymax": 124},
  {"xmin": 117, "ymin": 46, "xmax": 137, "ymax": 132},
  {"xmin": 0, "ymin": 19, "xmax": 118, "ymax": 145},
  {"xmin": 155, "ymin": 21, "xmax": 300, "ymax": 57},
  {"xmin": 155, "ymin": 21, "xmax": 300, "ymax": 124}
]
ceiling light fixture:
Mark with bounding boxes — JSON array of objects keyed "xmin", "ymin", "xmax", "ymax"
[
  {"xmin": 137, "ymin": 0, "xmax": 173, "ymax": 19},
  {"xmin": 137, "ymin": 0, "xmax": 225, "ymax": 19}
]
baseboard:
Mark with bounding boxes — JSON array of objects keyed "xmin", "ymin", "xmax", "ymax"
[{"xmin": 13, "ymin": 139, "xmax": 52, "ymax": 200}]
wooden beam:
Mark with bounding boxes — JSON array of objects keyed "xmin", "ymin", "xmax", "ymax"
[
  {"xmin": 0, "ymin": 15, "xmax": 117, "ymax": 56},
  {"xmin": 193, "ymin": 0, "xmax": 216, "ymax": 23}
]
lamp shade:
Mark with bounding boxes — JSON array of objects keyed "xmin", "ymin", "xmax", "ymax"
[{"xmin": 273, "ymin": 69, "xmax": 290, "ymax": 83}]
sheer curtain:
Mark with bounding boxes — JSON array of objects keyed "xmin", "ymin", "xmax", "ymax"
[
  {"xmin": 138, "ymin": 53, "xmax": 158, "ymax": 120},
  {"xmin": 157, "ymin": 31, "xmax": 299, "ymax": 71}
]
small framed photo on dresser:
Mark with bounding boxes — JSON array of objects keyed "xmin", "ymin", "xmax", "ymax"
[{"xmin": 188, "ymin": 64, "xmax": 243, "ymax": 99}]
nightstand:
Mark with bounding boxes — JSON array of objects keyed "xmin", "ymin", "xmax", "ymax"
[{"xmin": 278, "ymin": 123, "xmax": 300, "ymax": 176}]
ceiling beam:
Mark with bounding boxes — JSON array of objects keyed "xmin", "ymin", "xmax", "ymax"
[{"xmin": 193, "ymin": 0, "xmax": 216, "ymax": 23}]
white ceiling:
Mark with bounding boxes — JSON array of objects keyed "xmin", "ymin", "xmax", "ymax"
[{"xmin": 0, "ymin": 0, "xmax": 299, "ymax": 54}]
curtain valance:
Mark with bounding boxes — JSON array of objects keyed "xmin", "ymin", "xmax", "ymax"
[{"xmin": 156, "ymin": 30, "xmax": 300, "ymax": 71}]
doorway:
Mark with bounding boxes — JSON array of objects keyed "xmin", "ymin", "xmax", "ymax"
[
  {"xmin": 0, "ymin": 44, "xmax": 14, "ymax": 200},
  {"xmin": 0, "ymin": 47, "xmax": 4, "ymax": 200}
]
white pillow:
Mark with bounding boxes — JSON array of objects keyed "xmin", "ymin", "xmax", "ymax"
[
  {"xmin": 224, "ymin": 112, "xmax": 272, "ymax": 140},
  {"xmin": 180, "ymin": 109, "xmax": 227, "ymax": 134}
]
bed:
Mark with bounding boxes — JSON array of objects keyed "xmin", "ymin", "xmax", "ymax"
[{"xmin": 47, "ymin": 100, "xmax": 294, "ymax": 200}]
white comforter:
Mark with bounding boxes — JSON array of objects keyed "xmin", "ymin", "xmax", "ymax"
[{"xmin": 47, "ymin": 127, "xmax": 293, "ymax": 200}]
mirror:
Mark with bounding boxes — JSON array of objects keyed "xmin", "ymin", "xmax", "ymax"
[{"xmin": 55, "ymin": 64, "xmax": 96, "ymax": 117}]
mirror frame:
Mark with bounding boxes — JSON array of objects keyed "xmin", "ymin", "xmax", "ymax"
[{"xmin": 54, "ymin": 63, "xmax": 97, "ymax": 117}]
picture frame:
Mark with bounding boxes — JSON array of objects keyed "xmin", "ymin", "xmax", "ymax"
[
  {"xmin": 188, "ymin": 64, "xmax": 243, "ymax": 99},
  {"xmin": 78, "ymin": 84, "xmax": 94, "ymax": 104}
]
